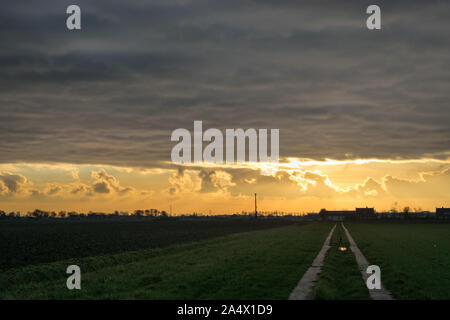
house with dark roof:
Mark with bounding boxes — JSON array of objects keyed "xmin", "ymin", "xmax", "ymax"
[
  {"xmin": 436, "ymin": 207, "xmax": 450, "ymax": 219},
  {"xmin": 355, "ymin": 207, "xmax": 376, "ymax": 218}
]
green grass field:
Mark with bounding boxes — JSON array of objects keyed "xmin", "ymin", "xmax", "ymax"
[
  {"xmin": 3, "ymin": 219, "xmax": 450, "ymax": 300},
  {"xmin": 346, "ymin": 222, "xmax": 450, "ymax": 300},
  {"xmin": 0, "ymin": 222, "xmax": 332, "ymax": 299},
  {"xmin": 0, "ymin": 218, "xmax": 293, "ymax": 271},
  {"xmin": 313, "ymin": 223, "xmax": 370, "ymax": 300}
]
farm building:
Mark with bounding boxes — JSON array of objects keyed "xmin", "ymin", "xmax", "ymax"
[
  {"xmin": 355, "ymin": 207, "xmax": 376, "ymax": 218},
  {"xmin": 436, "ymin": 207, "xmax": 450, "ymax": 219},
  {"xmin": 319, "ymin": 207, "xmax": 376, "ymax": 221}
]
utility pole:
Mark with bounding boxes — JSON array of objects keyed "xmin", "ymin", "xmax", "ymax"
[{"xmin": 254, "ymin": 193, "xmax": 257, "ymax": 218}]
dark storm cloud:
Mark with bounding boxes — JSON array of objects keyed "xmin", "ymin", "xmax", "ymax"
[
  {"xmin": 93, "ymin": 181, "xmax": 110, "ymax": 194},
  {"xmin": 1, "ymin": 0, "xmax": 450, "ymax": 167},
  {"xmin": 0, "ymin": 172, "xmax": 27, "ymax": 193}
]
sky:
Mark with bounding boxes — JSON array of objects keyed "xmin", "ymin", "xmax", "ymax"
[{"xmin": 1, "ymin": 0, "xmax": 450, "ymax": 214}]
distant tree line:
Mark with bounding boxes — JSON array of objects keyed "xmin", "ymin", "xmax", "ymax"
[{"xmin": 0, "ymin": 209, "xmax": 169, "ymax": 220}]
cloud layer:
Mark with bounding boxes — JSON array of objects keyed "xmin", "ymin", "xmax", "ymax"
[
  {"xmin": 1, "ymin": 159, "xmax": 449, "ymax": 213},
  {"xmin": 1, "ymin": 0, "xmax": 450, "ymax": 168}
]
